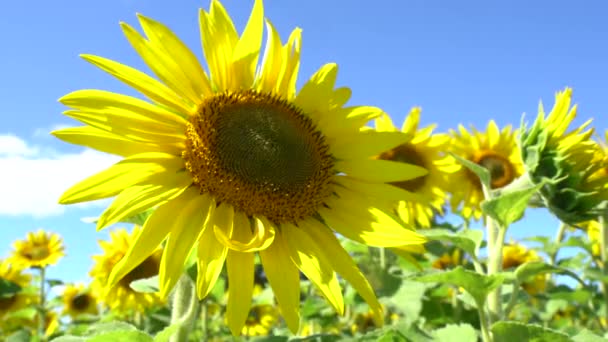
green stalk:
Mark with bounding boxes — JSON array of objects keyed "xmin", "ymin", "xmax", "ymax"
[
  {"xmin": 599, "ymin": 207, "xmax": 608, "ymax": 328},
  {"xmin": 170, "ymin": 275, "xmax": 198, "ymax": 342},
  {"xmin": 549, "ymin": 223, "xmax": 567, "ymax": 266},
  {"xmin": 476, "ymin": 299, "xmax": 492, "ymax": 342},
  {"xmin": 200, "ymin": 302, "xmax": 208, "ymax": 342},
  {"xmin": 486, "ymin": 217, "xmax": 506, "ymax": 321},
  {"xmin": 38, "ymin": 266, "xmax": 47, "ymax": 341}
]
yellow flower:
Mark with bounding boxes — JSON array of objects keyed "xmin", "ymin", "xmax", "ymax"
[
  {"xmin": 449, "ymin": 121, "xmax": 524, "ymax": 220},
  {"xmin": 90, "ymin": 228, "xmax": 164, "ymax": 313},
  {"xmin": 241, "ymin": 304, "xmax": 278, "ymax": 336},
  {"xmin": 581, "ymin": 220, "xmax": 601, "ymax": 256},
  {"xmin": 62, "ymin": 284, "xmax": 99, "ymax": 319},
  {"xmin": 0, "ymin": 259, "xmax": 34, "ymax": 320},
  {"xmin": 54, "ymin": 0, "xmax": 426, "ymax": 334},
  {"xmin": 9, "ymin": 230, "xmax": 65, "ymax": 268},
  {"xmin": 432, "ymin": 249, "xmax": 464, "ymax": 270},
  {"xmin": 375, "ymin": 108, "xmax": 459, "ymax": 227},
  {"xmin": 502, "ymin": 244, "xmax": 546, "ymax": 295},
  {"xmin": 520, "ymin": 88, "xmax": 607, "ymax": 224}
]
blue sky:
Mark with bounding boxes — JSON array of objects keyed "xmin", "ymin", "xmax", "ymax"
[{"xmin": 0, "ymin": 0, "xmax": 606, "ymax": 284}]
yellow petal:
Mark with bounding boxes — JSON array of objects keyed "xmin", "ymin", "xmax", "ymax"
[
  {"xmin": 401, "ymin": 107, "xmax": 422, "ymax": 133},
  {"xmin": 375, "ymin": 113, "xmax": 397, "ymax": 132},
  {"xmin": 121, "ymin": 22, "xmax": 199, "ymax": 106},
  {"xmin": 96, "ymin": 173, "xmax": 191, "ymax": 230},
  {"xmin": 226, "ymin": 249, "xmax": 254, "ymax": 335},
  {"xmin": 59, "ymin": 152, "xmax": 183, "ymax": 204},
  {"xmin": 108, "ymin": 190, "xmax": 193, "ymax": 288},
  {"xmin": 197, "ymin": 214, "xmax": 228, "ymax": 299},
  {"xmin": 283, "ymin": 225, "xmax": 344, "ymax": 315},
  {"xmin": 80, "ymin": 54, "xmax": 193, "ymax": 115},
  {"xmin": 337, "ymin": 176, "xmax": 417, "ymax": 203},
  {"xmin": 336, "ymin": 159, "xmax": 427, "ymax": 183},
  {"xmin": 294, "ymin": 63, "xmax": 338, "ymax": 116},
  {"xmin": 303, "ymin": 219, "xmax": 383, "ymax": 326},
  {"xmin": 331, "ymin": 131, "xmax": 409, "ymax": 159},
  {"xmin": 137, "ymin": 14, "xmax": 212, "ymax": 99},
  {"xmin": 160, "ymin": 190, "xmax": 214, "ymax": 298},
  {"xmin": 278, "ymin": 28, "xmax": 302, "ymax": 99},
  {"xmin": 259, "ymin": 231, "xmax": 300, "ymax": 333},
  {"xmin": 257, "ymin": 20, "xmax": 283, "ymax": 94},
  {"xmin": 52, "ymin": 126, "xmax": 179, "ymax": 157},
  {"xmin": 231, "ymin": 0, "xmax": 263, "ymax": 87},
  {"xmin": 214, "ymin": 211, "xmax": 275, "ymax": 252}
]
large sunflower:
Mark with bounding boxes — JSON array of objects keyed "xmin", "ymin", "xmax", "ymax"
[
  {"xmin": 449, "ymin": 121, "xmax": 524, "ymax": 220},
  {"xmin": 9, "ymin": 230, "xmax": 65, "ymax": 269},
  {"xmin": 0, "ymin": 259, "xmax": 33, "ymax": 320},
  {"xmin": 54, "ymin": 0, "xmax": 426, "ymax": 334},
  {"xmin": 375, "ymin": 108, "xmax": 458, "ymax": 227},
  {"xmin": 62, "ymin": 283, "xmax": 99, "ymax": 319},
  {"xmin": 90, "ymin": 228, "xmax": 164, "ymax": 313},
  {"xmin": 519, "ymin": 88, "xmax": 608, "ymax": 224}
]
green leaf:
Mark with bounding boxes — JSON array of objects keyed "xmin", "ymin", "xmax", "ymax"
[
  {"xmin": 450, "ymin": 153, "xmax": 491, "ymax": 191},
  {"xmin": 389, "ymin": 280, "xmax": 429, "ymax": 326},
  {"xmin": 130, "ymin": 275, "xmax": 160, "ymax": 293},
  {"xmin": 481, "ymin": 182, "xmax": 543, "ymax": 227},
  {"xmin": 47, "ymin": 279, "xmax": 64, "ymax": 287},
  {"xmin": 122, "ymin": 208, "xmax": 156, "ymax": 226},
  {"xmin": 515, "ymin": 262, "xmax": 584, "ymax": 286},
  {"xmin": 491, "ymin": 321, "xmax": 572, "ymax": 342},
  {"xmin": 89, "ymin": 331, "xmax": 153, "ymax": 342},
  {"xmin": 85, "ymin": 322, "xmax": 139, "ymax": 335},
  {"xmin": 411, "ymin": 266, "xmax": 505, "ymax": 305},
  {"xmin": 419, "ymin": 229, "xmax": 483, "ymax": 261},
  {"xmin": 572, "ymin": 329, "xmax": 608, "ymax": 342},
  {"xmin": 432, "ymin": 324, "xmax": 478, "ymax": 342},
  {"xmin": 50, "ymin": 337, "xmax": 86, "ymax": 342},
  {"xmin": 0, "ymin": 278, "xmax": 21, "ymax": 298},
  {"xmin": 6, "ymin": 330, "xmax": 32, "ymax": 342},
  {"xmin": 152, "ymin": 323, "xmax": 182, "ymax": 342}
]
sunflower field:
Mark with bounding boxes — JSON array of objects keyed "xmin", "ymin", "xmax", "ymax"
[{"xmin": 1, "ymin": 1, "xmax": 607, "ymax": 342}]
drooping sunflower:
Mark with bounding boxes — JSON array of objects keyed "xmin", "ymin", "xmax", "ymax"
[
  {"xmin": 449, "ymin": 121, "xmax": 524, "ymax": 220},
  {"xmin": 54, "ymin": 0, "xmax": 426, "ymax": 334},
  {"xmin": 0, "ymin": 259, "xmax": 34, "ymax": 320},
  {"xmin": 9, "ymin": 230, "xmax": 65, "ymax": 269},
  {"xmin": 502, "ymin": 243, "xmax": 546, "ymax": 295},
  {"xmin": 241, "ymin": 304, "xmax": 278, "ymax": 336},
  {"xmin": 519, "ymin": 88, "xmax": 608, "ymax": 224},
  {"xmin": 375, "ymin": 108, "xmax": 459, "ymax": 227},
  {"xmin": 90, "ymin": 228, "xmax": 164, "ymax": 313},
  {"xmin": 62, "ymin": 284, "xmax": 99, "ymax": 319}
]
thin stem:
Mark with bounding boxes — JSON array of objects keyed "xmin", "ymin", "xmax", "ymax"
[
  {"xmin": 486, "ymin": 218, "xmax": 506, "ymax": 321},
  {"xmin": 379, "ymin": 247, "xmax": 386, "ymax": 270},
  {"xmin": 503, "ymin": 283, "xmax": 521, "ymax": 319},
  {"xmin": 476, "ymin": 300, "xmax": 492, "ymax": 342},
  {"xmin": 38, "ymin": 266, "xmax": 47, "ymax": 342},
  {"xmin": 549, "ymin": 223, "xmax": 567, "ymax": 266},
  {"xmin": 170, "ymin": 275, "xmax": 198, "ymax": 342},
  {"xmin": 200, "ymin": 302, "xmax": 208, "ymax": 342}
]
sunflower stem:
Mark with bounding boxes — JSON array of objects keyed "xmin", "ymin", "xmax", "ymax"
[
  {"xmin": 549, "ymin": 222, "xmax": 567, "ymax": 266},
  {"xmin": 379, "ymin": 247, "xmax": 386, "ymax": 270},
  {"xmin": 476, "ymin": 298, "xmax": 492, "ymax": 342},
  {"xmin": 599, "ymin": 204, "xmax": 608, "ymax": 327},
  {"xmin": 486, "ymin": 217, "xmax": 506, "ymax": 322},
  {"xmin": 200, "ymin": 301, "xmax": 208, "ymax": 342},
  {"xmin": 169, "ymin": 274, "xmax": 197, "ymax": 342},
  {"xmin": 38, "ymin": 266, "xmax": 47, "ymax": 341}
]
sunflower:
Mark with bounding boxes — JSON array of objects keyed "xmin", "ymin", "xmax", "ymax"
[
  {"xmin": 502, "ymin": 243, "xmax": 546, "ymax": 295},
  {"xmin": 62, "ymin": 283, "xmax": 99, "ymax": 319},
  {"xmin": 580, "ymin": 220, "xmax": 601, "ymax": 257},
  {"xmin": 0, "ymin": 259, "xmax": 34, "ymax": 320},
  {"xmin": 241, "ymin": 304, "xmax": 278, "ymax": 336},
  {"xmin": 54, "ymin": 0, "xmax": 426, "ymax": 334},
  {"xmin": 9, "ymin": 230, "xmax": 65, "ymax": 268},
  {"xmin": 449, "ymin": 121, "xmax": 523, "ymax": 220},
  {"xmin": 90, "ymin": 228, "xmax": 164, "ymax": 313},
  {"xmin": 431, "ymin": 248, "xmax": 464, "ymax": 270},
  {"xmin": 519, "ymin": 88, "xmax": 608, "ymax": 224},
  {"xmin": 375, "ymin": 108, "xmax": 459, "ymax": 227}
]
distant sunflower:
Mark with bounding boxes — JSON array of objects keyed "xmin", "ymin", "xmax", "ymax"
[
  {"xmin": 502, "ymin": 243, "xmax": 546, "ymax": 295},
  {"xmin": 432, "ymin": 248, "xmax": 464, "ymax": 270},
  {"xmin": 375, "ymin": 108, "xmax": 459, "ymax": 227},
  {"xmin": 580, "ymin": 220, "xmax": 601, "ymax": 257},
  {"xmin": 62, "ymin": 284, "xmax": 98, "ymax": 319},
  {"xmin": 520, "ymin": 88, "xmax": 608, "ymax": 224},
  {"xmin": 449, "ymin": 121, "xmax": 523, "ymax": 220},
  {"xmin": 241, "ymin": 304, "xmax": 278, "ymax": 336},
  {"xmin": 90, "ymin": 228, "xmax": 163, "ymax": 313},
  {"xmin": 10, "ymin": 230, "xmax": 64, "ymax": 269},
  {"xmin": 54, "ymin": 0, "xmax": 426, "ymax": 334},
  {"xmin": 0, "ymin": 259, "xmax": 33, "ymax": 320}
]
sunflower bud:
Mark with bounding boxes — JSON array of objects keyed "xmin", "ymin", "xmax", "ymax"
[{"xmin": 519, "ymin": 88, "xmax": 608, "ymax": 224}]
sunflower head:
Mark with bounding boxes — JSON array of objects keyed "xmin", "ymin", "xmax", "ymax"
[
  {"xmin": 0, "ymin": 259, "xmax": 33, "ymax": 319},
  {"xmin": 449, "ymin": 121, "xmax": 524, "ymax": 220},
  {"xmin": 375, "ymin": 108, "xmax": 459, "ymax": 227},
  {"xmin": 9, "ymin": 230, "xmax": 65, "ymax": 269},
  {"xmin": 62, "ymin": 283, "xmax": 99, "ymax": 319},
  {"xmin": 502, "ymin": 243, "xmax": 547, "ymax": 295},
  {"xmin": 431, "ymin": 248, "xmax": 464, "ymax": 270},
  {"xmin": 90, "ymin": 228, "xmax": 164, "ymax": 313},
  {"xmin": 241, "ymin": 304, "xmax": 278, "ymax": 336},
  {"xmin": 55, "ymin": 0, "xmax": 427, "ymax": 335},
  {"xmin": 519, "ymin": 88, "xmax": 607, "ymax": 224}
]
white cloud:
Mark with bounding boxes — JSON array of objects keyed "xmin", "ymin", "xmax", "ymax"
[{"xmin": 0, "ymin": 134, "xmax": 119, "ymax": 217}]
